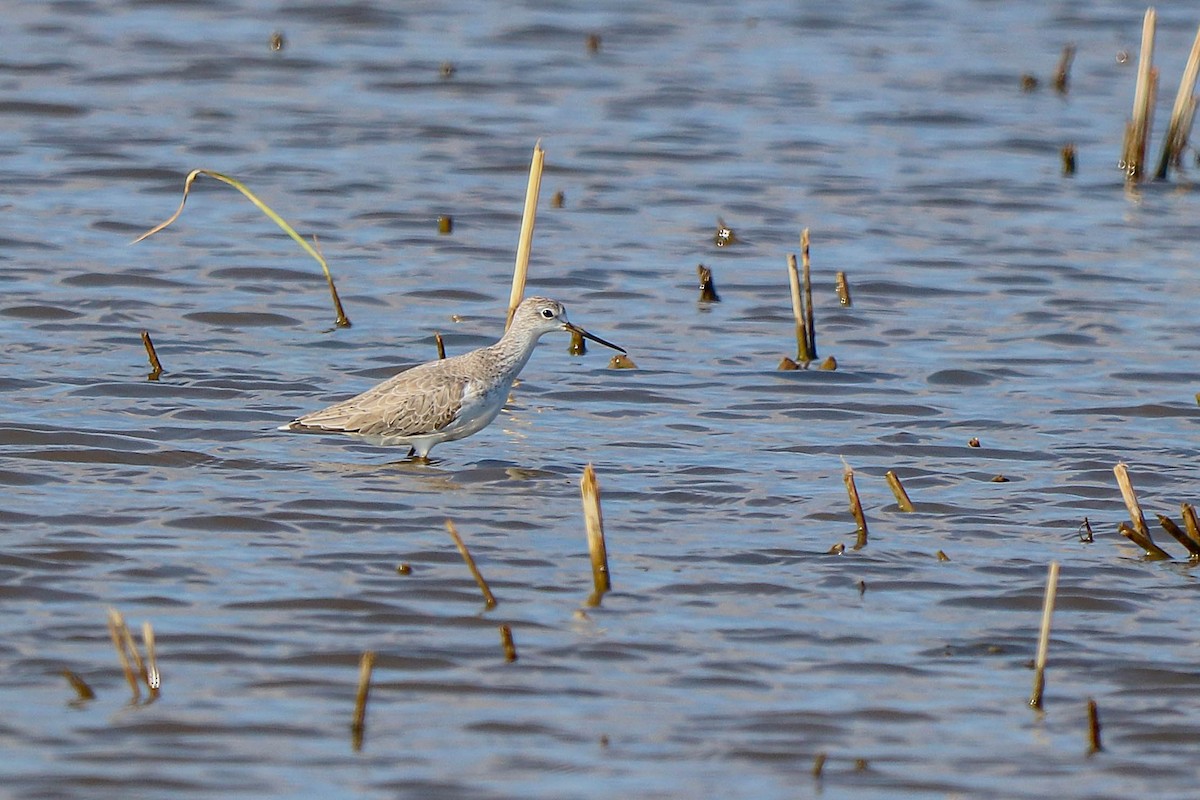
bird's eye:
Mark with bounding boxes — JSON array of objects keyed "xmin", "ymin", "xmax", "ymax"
[{"xmin": 540, "ymin": 308, "xmax": 555, "ymax": 319}]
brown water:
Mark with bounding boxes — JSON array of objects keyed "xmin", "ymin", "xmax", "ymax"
[{"xmin": 3, "ymin": 1, "xmax": 1200, "ymax": 798}]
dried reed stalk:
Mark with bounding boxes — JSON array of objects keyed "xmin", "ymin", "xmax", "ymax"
[
  {"xmin": 106, "ymin": 608, "xmax": 141, "ymax": 701},
  {"xmin": 350, "ymin": 650, "xmax": 376, "ymax": 751},
  {"xmin": 142, "ymin": 621, "xmax": 160, "ymax": 695},
  {"xmin": 568, "ymin": 330, "xmax": 586, "ymax": 356},
  {"xmin": 1054, "ymin": 43, "xmax": 1076, "ymax": 94},
  {"xmin": 1113, "ymin": 462, "xmax": 1151, "ymax": 538},
  {"xmin": 786, "ymin": 254, "xmax": 811, "ymax": 364},
  {"xmin": 835, "ymin": 271, "xmax": 851, "ymax": 306},
  {"xmin": 445, "ymin": 520, "xmax": 497, "ymax": 609},
  {"xmin": 1155, "ymin": 23, "xmax": 1200, "ymax": 179},
  {"xmin": 1086, "ymin": 698, "xmax": 1103, "ymax": 754},
  {"xmin": 885, "ymin": 470, "xmax": 915, "ymax": 512},
  {"xmin": 697, "ymin": 264, "xmax": 720, "ymax": 302},
  {"xmin": 1118, "ymin": 522, "xmax": 1173, "ymax": 559},
  {"xmin": 61, "ymin": 669, "xmax": 95, "ymax": 701},
  {"xmin": 843, "ymin": 461, "xmax": 868, "ymax": 549},
  {"xmin": 434, "ymin": 332, "xmax": 446, "ymax": 360},
  {"xmin": 1028, "ymin": 561, "xmax": 1060, "ymax": 710},
  {"xmin": 499, "ymin": 625, "xmax": 518, "ymax": 662},
  {"xmin": 1181, "ymin": 503, "xmax": 1200, "ymax": 549},
  {"xmin": 140, "ymin": 330, "xmax": 163, "ymax": 380},
  {"xmin": 1158, "ymin": 514, "xmax": 1200, "ymax": 558},
  {"xmin": 133, "ymin": 169, "xmax": 350, "ymax": 327},
  {"xmin": 580, "ymin": 463, "xmax": 611, "ymax": 605},
  {"xmin": 506, "ymin": 141, "xmax": 544, "ymax": 329},
  {"xmin": 1122, "ymin": 8, "xmax": 1158, "ymax": 181},
  {"xmin": 801, "ymin": 229, "xmax": 817, "ymax": 359}
]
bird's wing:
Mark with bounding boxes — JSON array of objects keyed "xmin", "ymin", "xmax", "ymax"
[{"xmin": 290, "ymin": 366, "xmax": 468, "ymax": 437}]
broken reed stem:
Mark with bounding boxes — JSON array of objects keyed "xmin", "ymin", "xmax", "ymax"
[
  {"xmin": 1158, "ymin": 514, "xmax": 1200, "ymax": 558},
  {"xmin": 786, "ymin": 254, "xmax": 811, "ymax": 364},
  {"xmin": 697, "ymin": 263, "xmax": 720, "ymax": 302},
  {"xmin": 1123, "ymin": 8, "xmax": 1158, "ymax": 181},
  {"xmin": 445, "ymin": 520, "xmax": 497, "ymax": 609},
  {"xmin": 434, "ymin": 332, "xmax": 446, "ymax": 360},
  {"xmin": 61, "ymin": 669, "xmax": 96, "ymax": 701},
  {"xmin": 350, "ymin": 650, "xmax": 376, "ymax": 751},
  {"xmin": 140, "ymin": 330, "xmax": 163, "ymax": 380},
  {"xmin": 499, "ymin": 625, "xmax": 518, "ymax": 662},
  {"xmin": 1113, "ymin": 462, "xmax": 1152, "ymax": 538},
  {"xmin": 1155, "ymin": 23, "xmax": 1200, "ymax": 179},
  {"xmin": 1086, "ymin": 698, "xmax": 1103, "ymax": 754},
  {"xmin": 1054, "ymin": 43, "xmax": 1076, "ymax": 94},
  {"xmin": 1028, "ymin": 560, "xmax": 1060, "ymax": 711},
  {"xmin": 800, "ymin": 229, "xmax": 817, "ymax": 360},
  {"xmin": 1181, "ymin": 503, "xmax": 1200, "ymax": 549},
  {"xmin": 843, "ymin": 461, "xmax": 868, "ymax": 549},
  {"xmin": 142, "ymin": 621, "xmax": 160, "ymax": 694},
  {"xmin": 133, "ymin": 169, "xmax": 350, "ymax": 327},
  {"xmin": 1118, "ymin": 522, "xmax": 1173, "ymax": 559},
  {"xmin": 835, "ymin": 271, "xmax": 851, "ymax": 306},
  {"xmin": 506, "ymin": 140, "xmax": 544, "ymax": 329},
  {"xmin": 580, "ymin": 463, "xmax": 612, "ymax": 605},
  {"xmin": 106, "ymin": 608, "xmax": 141, "ymax": 702},
  {"xmin": 885, "ymin": 470, "xmax": 915, "ymax": 512}
]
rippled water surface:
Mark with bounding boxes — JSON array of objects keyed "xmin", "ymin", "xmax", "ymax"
[{"xmin": 4, "ymin": 1, "xmax": 1200, "ymax": 797}]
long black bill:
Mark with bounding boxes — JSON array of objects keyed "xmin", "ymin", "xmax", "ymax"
[{"xmin": 564, "ymin": 322, "xmax": 626, "ymax": 354}]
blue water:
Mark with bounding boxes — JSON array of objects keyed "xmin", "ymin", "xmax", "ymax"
[{"xmin": 2, "ymin": 1, "xmax": 1200, "ymax": 798}]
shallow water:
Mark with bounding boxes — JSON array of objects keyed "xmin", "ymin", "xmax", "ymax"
[{"xmin": 3, "ymin": 0, "xmax": 1200, "ymax": 797}]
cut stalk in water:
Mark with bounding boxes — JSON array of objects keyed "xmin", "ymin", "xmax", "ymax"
[
  {"xmin": 697, "ymin": 264, "xmax": 720, "ymax": 302},
  {"xmin": 445, "ymin": 520, "xmax": 497, "ymax": 609},
  {"xmin": 61, "ymin": 669, "xmax": 95, "ymax": 702},
  {"xmin": 1028, "ymin": 561, "xmax": 1060, "ymax": 711},
  {"xmin": 1113, "ymin": 462, "xmax": 1152, "ymax": 538},
  {"xmin": 350, "ymin": 650, "xmax": 376, "ymax": 752},
  {"xmin": 499, "ymin": 625, "xmax": 518, "ymax": 662},
  {"xmin": 1181, "ymin": 503, "xmax": 1200, "ymax": 550},
  {"xmin": 835, "ymin": 271, "xmax": 852, "ymax": 306},
  {"xmin": 1118, "ymin": 521, "xmax": 1173, "ymax": 559},
  {"xmin": 507, "ymin": 141, "xmax": 544, "ymax": 329},
  {"xmin": 1061, "ymin": 143, "xmax": 1077, "ymax": 176},
  {"xmin": 885, "ymin": 470, "xmax": 915, "ymax": 511},
  {"xmin": 132, "ymin": 169, "xmax": 350, "ymax": 327},
  {"xmin": 1054, "ymin": 43, "xmax": 1076, "ymax": 94},
  {"xmin": 142, "ymin": 621, "xmax": 160, "ymax": 696},
  {"xmin": 106, "ymin": 608, "xmax": 141, "ymax": 702},
  {"xmin": 581, "ymin": 463, "xmax": 611, "ymax": 606},
  {"xmin": 140, "ymin": 330, "xmax": 163, "ymax": 380},
  {"xmin": 1086, "ymin": 698, "xmax": 1103, "ymax": 754},
  {"xmin": 843, "ymin": 460, "xmax": 868, "ymax": 549},
  {"xmin": 1158, "ymin": 514, "xmax": 1200, "ymax": 558},
  {"xmin": 1154, "ymin": 23, "xmax": 1200, "ymax": 179},
  {"xmin": 434, "ymin": 332, "xmax": 446, "ymax": 360},
  {"xmin": 786, "ymin": 254, "xmax": 811, "ymax": 364},
  {"xmin": 1122, "ymin": 8, "xmax": 1158, "ymax": 181},
  {"xmin": 801, "ymin": 229, "xmax": 817, "ymax": 360}
]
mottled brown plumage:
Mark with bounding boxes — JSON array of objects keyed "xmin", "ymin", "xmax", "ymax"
[{"xmin": 279, "ymin": 297, "xmax": 624, "ymax": 459}]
